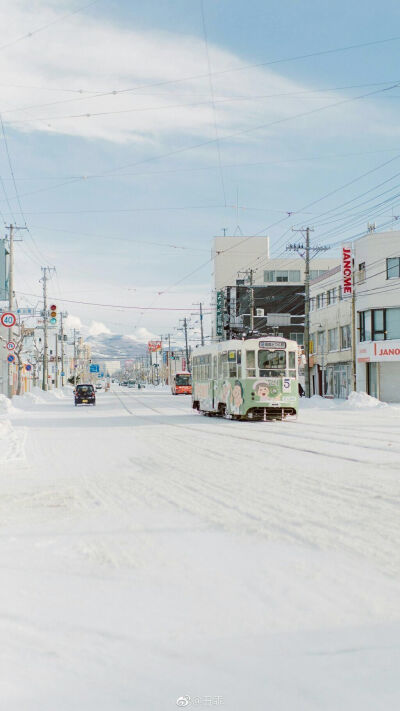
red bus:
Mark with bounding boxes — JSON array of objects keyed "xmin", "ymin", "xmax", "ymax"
[{"xmin": 171, "ymin": 372, "xmax": 192, "ymax": 395}]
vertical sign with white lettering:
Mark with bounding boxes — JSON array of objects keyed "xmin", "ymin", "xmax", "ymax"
[{"xmin": 342, "ymin": 246, "xmax": 352, "ymax": 296}]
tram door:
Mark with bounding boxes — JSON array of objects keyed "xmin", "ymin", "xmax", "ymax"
[{"xmin": 212, "ymin": 355, "xmax": 217, "ymax": 408}]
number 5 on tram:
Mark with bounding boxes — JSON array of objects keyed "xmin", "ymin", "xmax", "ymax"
[{"xmin": 191, "ymin": 337, "xmax": 299, "ymax": 421}]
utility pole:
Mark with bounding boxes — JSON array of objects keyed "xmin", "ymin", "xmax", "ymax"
[
  {"xmin": 192, "ymin": 302, "xmax": 205, "ymax": 346},
  {"xmin": 60, "ymin": 312, "xmax": 65, "ymax": 387},
  {"xmin": 179, "ymin": 317, "xmax": 191, "ymax": 372},
  {"xmin": 6, "ymin": 225, "xmax": 25, "ymax": 398},
  {"xmin": 73, "ymin": 328, "xmax": 78, "ymax": 387},
  {"xmin": 238, "ymin": 268, "xmax": 255, "ymax": 333},
  {"xmin": 55, "ymin": 331, "xmax": 59, "ymax": 388},
  {"xmin": 7, "ymin": 225, "xmax": 14, "ymax": 398},
  {"xmin": 287, "ymin": 228, "xmax": 329, "ymax": 398},
  {"xmin": 40, "ymin": 267, "xmax": 55, "ymax": 391}
]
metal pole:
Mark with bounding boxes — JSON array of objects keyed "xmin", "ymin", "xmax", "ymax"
[
  {"xmin": 8, "ymin": 224, "xmax": 14, "ymax": 398},
  {"xmin": 199, "ymin": 302, "xmax": 204, "ymax": 346},
  {"xmin": 61, "ymin": 313, "xmax": 65, "ymax": 387},
  {"xmin": 304, "ymin": 227, "xmax": 311, "ymax": 398},
  {"xmin": 42, "ymin": 267, "xmax": 49, "ymax": 391},
  {"xmin": 184, "ymin": 317, "xmax": 190, "ymax": 372},
  {"xmin": 55, "ymin": 331, "xmax": 59, "ymax": 388},
  {"xmin": 73, "ymin": 329, "xmax": 77, "ymax": 387}
]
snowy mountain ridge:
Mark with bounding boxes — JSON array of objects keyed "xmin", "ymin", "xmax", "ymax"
[{"xmin": 85, "ymin": 333, "xmax": 148, "ymax": 360}]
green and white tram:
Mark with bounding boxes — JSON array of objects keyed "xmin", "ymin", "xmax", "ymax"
[{"xmin": 192, "ymin": 336, "xmax": 299, "ymax": 421}]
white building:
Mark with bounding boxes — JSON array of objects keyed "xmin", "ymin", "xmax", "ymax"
[
  {"xmin": 355, "ymin": 230, "xmax": 400, "ymax": 402},
  {"xmin": 212, "ymin": 234, "xmax": 337, "ymax": 339},
  {"xmin": 309, "ymin": 266, "xmax": 353, "ymax": 398},
  {"xmin": 213, "ymin": 235, "xmax": 336, "ymax": 290}
]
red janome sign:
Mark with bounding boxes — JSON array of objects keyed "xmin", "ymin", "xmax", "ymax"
[
  {"xmin": 358, "ymin": 340, "xmax": 400, "ymax": 363},
  {"xmin": 341, "ymin": 246, "xmax": 352, "ymax": 295}
]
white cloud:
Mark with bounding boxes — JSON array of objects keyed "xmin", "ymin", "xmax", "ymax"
[
  {"xmin": 127, "ymin": 327, "xmax": 157, "ymax": 343},
  {"xmin": 0, "ymin": 0, "xmax": 394, "ymax": 148},
  {"xmin": 64, "ymin": 314, "xmax": 82, "ymax": 330},
  {"xmin": 88, "ymin": 320, "xmax": 112, "ymax": 336}
]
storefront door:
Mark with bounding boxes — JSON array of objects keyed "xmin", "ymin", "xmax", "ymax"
[{"xmin": 367, "ymin": 362, "xmax": 379, "ymax": 399}]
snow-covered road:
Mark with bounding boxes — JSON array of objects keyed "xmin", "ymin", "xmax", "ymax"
[{"xmin": 1, "ymin": 387, "xmax": 400, "ymax": 710}]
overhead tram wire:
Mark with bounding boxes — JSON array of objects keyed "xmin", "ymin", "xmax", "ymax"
[
  {"xmin": 200, "ymin": 0, "xmax": 226, "ymax": 208},
  {"xmin": 3, "ymin": 34, "xmax": 400, "ymax": 116},
  {"xmin": 8, "ymin": 78, "xmax": 400, "ymax": 130},
  {"xmin": 0, "ymin": 114, "xmax": 49, "ymax": 264},
  {"xmin": 3, "ymin": 79, "xmax": 400, "ymax": 214},
  {"xmin": 3, "ymin": 79, "xmax": 400, "ymax": 119},
  {"xmin": 230, "ymin": 147, "xmax": 400, "ymax": 268},
  {"xmin": 0, "ymin": 0, "xmax": 102, "ymax": 53},
  {"xmin": 14, "ymin": 292, "xmax": 212, "ymax": 312}
]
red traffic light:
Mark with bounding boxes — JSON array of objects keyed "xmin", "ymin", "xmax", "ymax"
[{"xmin": 50, "ymin": 304, "xmax": 57, "ymax": 311}]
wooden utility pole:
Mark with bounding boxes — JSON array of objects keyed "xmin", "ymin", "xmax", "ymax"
[
  {"xmin": 8, "ymin": 225, "xmax": 14, "ymax": 398},
  {"xmin": 287, "ymin": 228, "xmax": 329, "ymax": 398}
]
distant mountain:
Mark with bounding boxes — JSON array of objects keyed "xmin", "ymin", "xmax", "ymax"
[{"xmin": 86, "ymin": 333, "xmax": 147, "ymax": 361}]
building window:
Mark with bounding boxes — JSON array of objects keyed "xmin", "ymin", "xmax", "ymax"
[
  {"xmin": 387, "ymin": 257, "xmax": 400, "ymax": 279},
  {"xmin": 290, "ymin": 332, "xmax": 304, "ymax": 345},
  {"xmin": 357, "ymin": 262, "xmax": 366, "ymax": 283},
  {"xmin": 326, "ymin": 288, "xmax": 337, "ymax": 306},
  {"xmin": 310, "ymin": 269, "xmax": 328, "ymax": 280},
  {"xmin": 310, "ymin": 297, "xmax": 316, "ymax": 311},
  {"xmin": 317, "ymin": 331, "xmax": 326, "ymax": 354},
  {"xmin": 385, "ymin": 308, "xmax": 400, "ymax": 340},
  {"xmin": 372, "ymin": 310, "xmax": 385, "ymax": 341},
  {"xmin": 263, "ymin": 269, "xmax": 301, "ymax": 283},
  {"xmin": 359, "ymin": 311, "xmax": 371, "ymax": 341},
  {"xmin": 341, "ymin": 324, "xmax": 351, "ymax": 349},
  {"xmin": 328, "ymin": 328, "xmax": 339, "ymax": 351},
  {"xmin": 316, "ymin": 293, "xmax": 325, "ymax": 309}
]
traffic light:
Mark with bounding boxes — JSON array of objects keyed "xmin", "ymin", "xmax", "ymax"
[{"xmin": 49, "ymin": 304, "xmax": 57, "ymax": 324}]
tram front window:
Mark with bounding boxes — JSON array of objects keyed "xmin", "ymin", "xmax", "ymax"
[
  {"xmin": 258, "ymin": 349, "xmax": 286, "ymax": 377},
  {"xmin": 176, "ymin": 374, "xmax": 190, "ymax": 386}
]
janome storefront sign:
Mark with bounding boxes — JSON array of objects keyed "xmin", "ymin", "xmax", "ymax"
[{"xmin": 357, "ymin": 339, "xmax": 400, "ymax": 362}]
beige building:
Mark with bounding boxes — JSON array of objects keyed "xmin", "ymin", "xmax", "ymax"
[{"xmin": 309, "ymin": 266, "xmax": 353, "ymax": 398}]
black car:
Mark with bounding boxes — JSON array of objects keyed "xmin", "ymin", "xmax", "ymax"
[{"xmin": 74, "ymin": 383, "xmax": 96, "ymax": 406}]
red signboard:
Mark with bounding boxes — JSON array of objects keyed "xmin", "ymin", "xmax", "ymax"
[
  {"xmin": 341, "ymin": 246, "xmax": 352, "ymax": 295},
  {"xmin": 148, "ymin": 340, "xmax": 162, "ymax": 352}
]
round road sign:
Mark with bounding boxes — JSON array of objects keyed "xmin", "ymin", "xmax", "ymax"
[
  {"xmin": 1, "ymin": 312, "xmax": 16, "ymax": 328},
  {"xmin": 6, "ymin": 341, "xmax": 15, "ymax": 351},
  {"xmin": 25, "ymin": 364, "xmax": 32, "ymax": 372},
  {"xmin": 7, "ymin": 353, "xmax": 15, "ymax": 363}
]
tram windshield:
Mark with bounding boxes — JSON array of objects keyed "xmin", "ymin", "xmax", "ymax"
[
  {"xmin": 176, "ymin": 374, "xmax": 191, "ymax": 386},
  {"xmin": 258, "ymin": 349, "xmax": 286, "ymax": 377}
]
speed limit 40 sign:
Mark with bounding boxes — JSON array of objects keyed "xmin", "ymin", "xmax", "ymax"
[{"xmin": 1, "ymin": 312, "xmax": 16, "ymax": 328}]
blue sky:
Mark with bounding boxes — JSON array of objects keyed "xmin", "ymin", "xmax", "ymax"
[{"xmin": 1, "ymin": 0, "xmax": 400, "ymax": 341}]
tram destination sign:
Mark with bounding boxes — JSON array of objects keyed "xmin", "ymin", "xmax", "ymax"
[{"xmin": 259, "ymin": 340, "xmax": 286, "ymax": 349}]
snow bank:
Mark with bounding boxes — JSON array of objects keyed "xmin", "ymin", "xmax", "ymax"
[
  {"xmin": 344, "ymin": 391, "xmax": 387, "ymax": 409},
  {"xmin": 300, "ymin": 391, "xmax": 389, "ymax": 411}
]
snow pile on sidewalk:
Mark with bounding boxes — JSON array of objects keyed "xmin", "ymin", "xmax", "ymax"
[
  {"xmin": 345, "ymin": 391, "xmax": 388, "ymax": 409},
  {"xmin": 301, "ymin": 391, "xmax": 389, "ymax": 411},
  {"xmin": 0, "ymin": 395, "xmax": 24, "ymax": 466}
]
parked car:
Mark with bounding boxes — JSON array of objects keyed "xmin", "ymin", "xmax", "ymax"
[
  {"xmin": 95, "ymin": 382, "xmax": 103, "ymax": 391},
  {"xmin": 74, "ymin": 384, "xmax": 96, "ymax": 406}
]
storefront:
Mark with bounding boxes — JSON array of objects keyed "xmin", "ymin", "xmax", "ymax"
[{"xmin": 357, "ymin": 340, "xmax": 400, "ymax": 402}]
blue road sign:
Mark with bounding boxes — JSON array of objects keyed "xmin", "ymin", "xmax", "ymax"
[
  {"xmin": 7, "ymin": 354, "xmax": 15, "ymax": 363},
  {"xmin": 25, "ymin": 364, "xmax": 32, "ymax": 372},
  {"xmin": 89, "ymin": 364, "xmax": 100, "ymax": 373},
  {"xmin": 61, "ymin": 371, "xmax": 65, "ymax": 377}
]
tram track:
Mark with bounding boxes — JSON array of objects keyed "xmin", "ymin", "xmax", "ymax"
[{"xmin": 111, "ymin": 389, "xmax": 394, "ymax": 466}]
